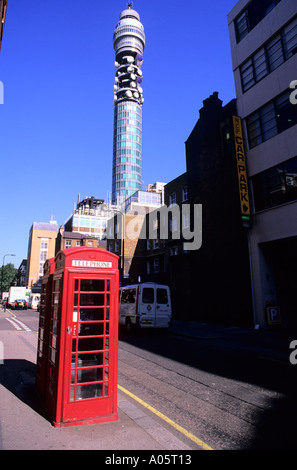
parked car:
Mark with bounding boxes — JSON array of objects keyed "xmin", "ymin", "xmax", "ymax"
[{"xmin": 13, "ymin": 299, "xmax": 28, "ymax": 310}]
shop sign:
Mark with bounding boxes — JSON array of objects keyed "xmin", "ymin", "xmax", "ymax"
[{"xmin": 233, "ymin": 116, "xmax": 251, "ymax": 226}]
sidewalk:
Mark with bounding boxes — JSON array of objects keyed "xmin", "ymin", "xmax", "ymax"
[
  {"xmin": 169, "ymin": 320, "xmax": 295, "ymax": 363},
  {"xmin": 0, "ymin": 318, "xmax": 295, "ymax": 450}
]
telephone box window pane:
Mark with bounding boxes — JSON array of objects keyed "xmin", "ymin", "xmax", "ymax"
[
  {"xmin": 105, "ymin": 352, "xmax": 109, "ymax": 365},
  {"xmin": 80, "ymin": 293, "xmax": 105, "ymax": 306},
  {"xmin": 52, "ymin": 334, "xmax": 57, "ymax": 349},
  {"xmin": 77, "ymin": 353, "xmax": 104, "ymax": 367},
  {"xmin": 76, "ymin": 383, "xmax": 103, "ymax": 400},
  {"xmin": 76, "ymin": 368, "xmax": 103, "ymax": 384},
  {"xmin": 71, "ymin": 354, "xmax": 76, "ymax": 368},
  {"xmin": 74, "ymin": 294, "xmax": 78, "ymax": 306},
  {"xmin": 51, "ymin": 348, "xmax": 56, "ymax": 363},
  {"xmin": 72, "ymin": 339, "xmax": 77, "ymax": 352},
  {"xmin": 80, "ymin": 279, "xmax": 105, "ymax": 292},
  {"xmin": 104, "ymin": 384, "xmax": 109, "ymax": 397},
  {"xmin": 78, "ymin": 337, "xmax": 104, "ymax": 352},
  {"xmin": 79, "ymin": 308, "xmax": 105, "ymax": 321},
  {"xmin": 78, "ymin": 323, "xmax": 104, "ymax": 336},
  {"xmin": 70, "ymin": 387, "xmax": 75, "ymax": 401},
  {"xmin": 107, "ymin": 280, "xmax": 110, "ymax": 291},
  {"xmin": 75, "ymin": 279, "xmax": 79, "ymax": 291},
  {"xmin": 106, "ymin": 308, "xmax": 110, "ymax": 320}
]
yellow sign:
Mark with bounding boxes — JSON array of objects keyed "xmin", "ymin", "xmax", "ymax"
[{"xmin": 233, "ymin": 116, "xmax": 251, "ymax": 221}]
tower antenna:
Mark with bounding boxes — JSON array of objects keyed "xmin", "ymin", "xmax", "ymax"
[{"xmin": 128, "ymin": 2, "xmax": 133, "ymax": 9}]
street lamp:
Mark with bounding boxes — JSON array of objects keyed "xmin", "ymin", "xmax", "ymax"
[{"xmin": 1, "ymin": 253, "xmax": 16, "ymax": 299}]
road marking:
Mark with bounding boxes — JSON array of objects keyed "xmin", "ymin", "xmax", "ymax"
[
  {"xmin": 118, "ymin": 384, "xmax": 213, "ymax": 450},
  {"xmin": 5, "ymin": 317, "xmax": 22, "ymax": 331},
  {"xmin": 5, "ymin": 310, "xmax": 32, "ymax": 331},
  {"xmin": 12, "ymin": 318, "xmax": 31, "ymax": 332}
]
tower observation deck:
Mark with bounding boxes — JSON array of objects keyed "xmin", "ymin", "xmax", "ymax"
[{"xmin": 112, "ymin": 3, "xmax": 145, "ymax": 205}]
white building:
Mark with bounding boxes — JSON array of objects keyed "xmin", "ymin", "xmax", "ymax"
[{"xmin": 228, "ymin": 0, "xmax": 297, "ymax": 328}]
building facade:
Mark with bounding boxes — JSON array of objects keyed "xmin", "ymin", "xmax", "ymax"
[
  {"xmin": 140, "ymin": 94, "xmax": 252, "ymax": 324},
  {"xmin": 228, "ymin": 0, "xmax": 297, "ymax": 328},
  {"xmin": 25, "ymin": 221, "xmax": 58, "ymax": 288},
  {"xmin": 64, "ymin": 196, "xmax": 118, "ymax": 242},
  {"xmin": 112, "ymin": 3, "xmax": 145, "ymax": 204},
  {"xmin": 107, "ymin": 184, "xmax": 164, "ymax": 283},
  {"xmin": 55, "ymin": 227, "xmax": 107, "ymax": 254}
]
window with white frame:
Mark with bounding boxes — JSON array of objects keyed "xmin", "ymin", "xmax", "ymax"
[{"xmin": 169, "ymin": 193, "xmax": 176, "ymax": 206}]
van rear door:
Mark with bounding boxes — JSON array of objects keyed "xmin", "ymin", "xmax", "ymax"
[
  {"xmin": 155, "ymin": 287, "xmax": 171, "ymax": 328},
  {"xmin": 139, "ymin": 286, "xmax": 156, "ymax": 327}
]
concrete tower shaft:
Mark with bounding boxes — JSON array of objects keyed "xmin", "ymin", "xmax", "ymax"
[{"xmin": 112, "ymin": 3, "xmax": 145, "ymax": 205}]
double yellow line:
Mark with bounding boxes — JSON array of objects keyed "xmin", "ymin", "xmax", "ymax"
[{"xmin": 118, "ymin": 384, "xmax": 213, "ymax": 450}]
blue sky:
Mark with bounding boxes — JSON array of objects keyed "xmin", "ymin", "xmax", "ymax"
[{"xmin": 0, "ymin": 0, "xmax": 237, "ymax": 268}]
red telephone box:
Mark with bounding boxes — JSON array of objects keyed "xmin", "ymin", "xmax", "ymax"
[
  {"xmin": 44, "ymin": 247, "xmax": 119, "ymax": 427},
  {"xmin": 36, "ymin": 257, "xmax": 55, "ymax": 397}
]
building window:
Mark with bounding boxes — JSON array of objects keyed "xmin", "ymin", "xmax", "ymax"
[
  {"xmin": 76, "ymin": 241, "xmax": 82, "ymax": 246},
  {"xmin": 182, "ymin": 212, "xmax": 190, "ymax": 230},
  {"xmin": 170, "ymin": 246, "xmax": 178, "ymax": 256},
  {"xmin": 153, "ymin": 258, "xmax": 159, "ymax": 273},
  {"xmin": 240, "ymin": 17, "xmax": 297, "ymax": 92},
  {"xmin": 246, "ymin": 90, "xmax": 297, "ymax": 149},
  {"xmin": 235, "ymin": 10, "xmax": 249, "ymax": 42},
  {"xmin": 39, "ymin": 238, "xmax": 49, "ymax": 277},
  {"xmin": 169, "ymin": 193, "xmax": 176, "ymax": 206},
  {"xmin": 252, "ymin": 156, "xmax": 297, "ymax": 211},
  {"xmin": 235, "ymin": 0, "xmax": 282, "ymax": 43},
  {"xmin": 65, "ymin": 240, "xmax": 72, "ymax": 249},
  {"xmin": 182, "ymin": 186, "xmax": 188, "ymax": 202}
]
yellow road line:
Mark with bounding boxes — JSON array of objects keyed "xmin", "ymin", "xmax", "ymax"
[
  {"xmin": 6, "ymin": 309, "xmax": 16, "ymax": 317},
  {"xmin": 118, "ymin": 384, "xmax": 213, "ymax": 451}
]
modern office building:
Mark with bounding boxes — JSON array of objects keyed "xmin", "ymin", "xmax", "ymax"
[
  {"xmin": 228, "ymin": 0, "xmax": 297, "ymax": 328},
  {"xmin": 112, "ymin": 3, "xmax": 145, "ymax": 204},
  {"xmin": 64, "ymin": 195, "xmax": 118, "ymax": 241},
  {"xmin": 25, "ymin": 220, "xmax": 58, "ymax": 288}
]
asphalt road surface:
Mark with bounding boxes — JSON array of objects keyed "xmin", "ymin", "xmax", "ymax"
[{"xmin": 1, "ymin": 307, "xmax": 296, "ymax": 450}]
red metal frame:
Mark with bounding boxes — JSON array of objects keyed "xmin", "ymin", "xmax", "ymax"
[
  {"xmin": 36, "ymin": 257, "xmax": 55, "ymax": 397},
  {"xmin": 43, "ymin": 247, "xmax": 119, "ymax": 427}
]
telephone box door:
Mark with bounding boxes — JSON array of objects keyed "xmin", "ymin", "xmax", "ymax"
[{"xmin": 60, "ymin": 273, "xmax": 118, "ymax": 424}]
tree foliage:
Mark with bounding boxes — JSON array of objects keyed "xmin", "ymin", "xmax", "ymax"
[{"xmin": 1, "ymin": 263, "xmax": 17, "ymax": 294}]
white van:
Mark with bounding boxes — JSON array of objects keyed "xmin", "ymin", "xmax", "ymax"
[
  {"xmin": 119, "ymin": 283, "xmax": 172, "ymax": 330},
  {"xmin": 28, "ymin": 293, "xmax": 40, "ymax": 309}
]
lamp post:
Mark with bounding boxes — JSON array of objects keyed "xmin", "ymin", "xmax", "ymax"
[{"xmin": 1, "ymin": 253, "xmax": 16, "ymax": 300}]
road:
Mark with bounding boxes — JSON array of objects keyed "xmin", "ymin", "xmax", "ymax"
[
  {"xmin": 118, "ymin": 328, "xmax": 297, "ymax": 450},
  {"xmin": 1, "ymin": 307, "xmax": 297, "ymax": 450}
]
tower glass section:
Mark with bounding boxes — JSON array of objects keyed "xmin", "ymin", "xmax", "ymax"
[{"xmin": 112, "ymin": 4, "xmax": 145, "ymax": 205}]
